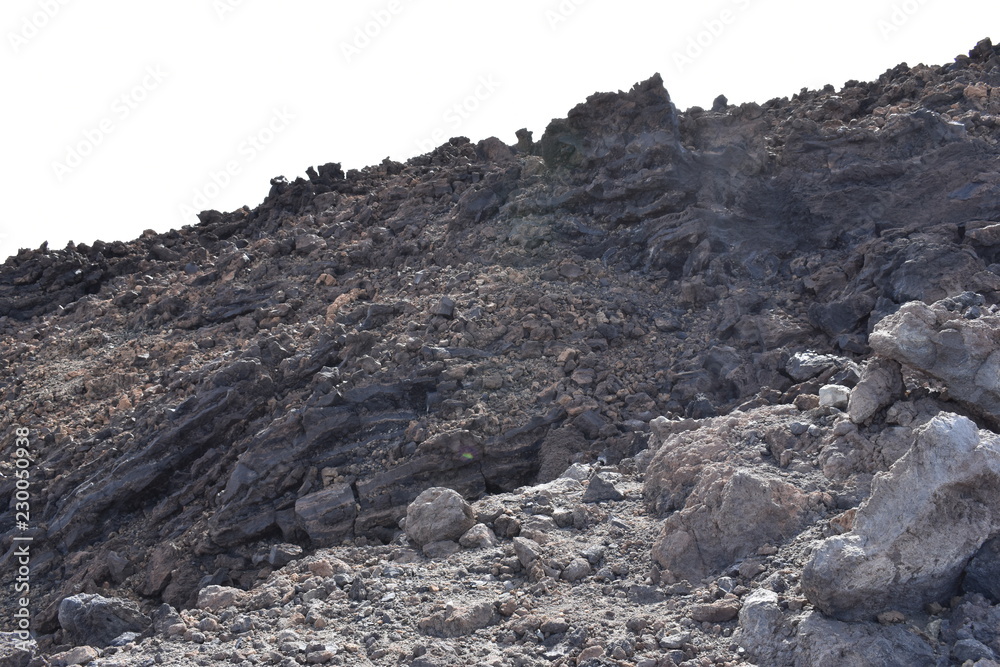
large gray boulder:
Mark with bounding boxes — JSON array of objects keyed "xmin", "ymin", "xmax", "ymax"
[
  {"xmin": 803, "ymin": 413, "xmax": 1000, "ymax": 620},
  {"xmin": 57, "ymin": 594, "xmax": 150, "ymax": 648},
  {"xmin": 404, "ymin": 487, "xmax": 475, "ymax": 548},
  {"xmin": 651, "ymin": 467, "xmax": 814, "ymax": 580},
  {"xmin": 737, "ymin": 591, "xmax": 937, "ymax": 666},
  {"xmin": 869, "ymin": 299, "xmax": 1000, "ymax": 426}
]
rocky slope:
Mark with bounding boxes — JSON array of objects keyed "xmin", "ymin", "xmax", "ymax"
[{"xmin": 4, "ymin": 38, "xmax": 1000, "ymax": 666}]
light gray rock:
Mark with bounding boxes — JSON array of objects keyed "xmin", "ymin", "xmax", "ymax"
[
  {"xmin": 870, "ymin": 299, "xmax": 1000, "ymax": 426},
  {"xmin": 422, "ymin": 540, "xmax": 461, "ymax": 559},
  {"xmin": 417, "ymin": 601, "xmax": 497, "ymax": 638},
  {"xmin": 793, "ymin": 611, "xmax": 936, "ymax": 667},
  {"xmin": 651, "ymin": 467, "xmax": 814, "ymax": 580},
  {"xmin": 559, "ymin": 463, "xmax": 592, "ymax": 481},
  {"xmin": 803, "ymin": 413, "xmax": 1000, "ymax": 620},
  {"xmin": 58, "ymin": 594, "xmax": 150, "ymax": 648},
  {"xmin": 513, "ymin": 536, "xmax": 542, "ymax": 569},
  {"xmin": 458, "ymin": 523, "xmax": 498, "ymax": 549},
  {"xmin": 404, "ymin": 487, "xmax": 475, "ymax": 547},
  {"xmin": 848, "ymin": 358, "xmax": 904, "ymax": 424},
  {"xmin": 819, "ymin": 384, "xmax": 851, "ymax": 409},
  {"xmin": 786, "ymin": 351, "xmax": 841, "ymax": 382},
  {"xmin": 196, "ymin": 585, "xmax": 246, "ymax": 612},
  {"xmin": 736, "ymin": 589, "xmax": 793, "ymax": 666},
  {"xmin": 561, "ymin": 557, "xmax": 593, "ymax": 582},
  {"xmin": 582, "ymin": 473, "xmax": 625, "ymax": 503}
]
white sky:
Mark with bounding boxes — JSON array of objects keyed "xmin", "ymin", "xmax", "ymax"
[{"xmin": 3, "ymin": 0, "xmax": 997, "ymax": 262}]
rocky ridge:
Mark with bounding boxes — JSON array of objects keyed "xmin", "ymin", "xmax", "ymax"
[{"xmin": 4, "ymin": 38, "xmax": 1000, "ymax": 666}]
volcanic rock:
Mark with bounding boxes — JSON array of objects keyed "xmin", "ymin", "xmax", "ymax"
[
  {"xmin": 57, "ymin": 594, "xmax": 150, "ymax": 648},
  {"xmin": 404, "ymin": 487, "xmax": 476, "ymax": 547},
  {"xmin": 803, "ymin": 413, "xmax": 1000, "ymax": 620},
  {"xmin": 5, "ymin": 39, "xmax": 1000, "ymax": 667},
  {"xmin": 870, "ymin": 298, "xmax": 1000, "ymax": 427}
]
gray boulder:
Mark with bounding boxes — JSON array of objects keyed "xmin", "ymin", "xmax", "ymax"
[
  {"xmin": 57, "ymin": 594, "xmax": 150, "ymax": 648},
  {"xmin": 803, "ymin": 413, "xmax": 1000, "ymax": 620},
  {"xmin": 848, "ymin": 358, "xmax": 904, "ymax": 424},
  {"xmin": 405, "ymin": 487, "xmax": 475, "ymax": 547},
  {"xmin": 651, "ymin": 467, "xmax": 814, "ymax": 580},
  {"xmin": 793, "ymin": 612, "xmax": 936, "ymax": 667},
  {"xmin": 869, "ymin": 299, "xmax": 1000, "ymax": 427},
  {"xmin": 737, "ymin": 592, "xmax": 936, "ymax": 667}
]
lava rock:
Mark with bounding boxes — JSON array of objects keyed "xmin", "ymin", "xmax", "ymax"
[
  {"xmin": 962, "ymin": 535, "xmax": 1000, "ymax": 602},
  {"xmin": 58, "ymin": 594, "xmax": 150, "ymax": 648}
]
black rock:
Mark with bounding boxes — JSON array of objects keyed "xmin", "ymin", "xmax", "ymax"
[
  {"xmin": 57, "ymin": 594, "xmax": 150, "ymax": 648},
  {"xmin": 963, "ymin": 535, "xmax": 1000, "ymax": 602},
  {"xmin": 583, "ymin": 473, "xmax": 625, "ymax": 503}
]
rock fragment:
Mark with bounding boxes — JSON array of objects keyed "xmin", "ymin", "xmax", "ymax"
[
  {"xmin": 869, "ymin": 299, "xmax": 1000, "ymax": 426},
  {"xmin": 582, "ymin": 473, "xmax": 625, "ymax": 503},
  {"xmin": 848, "ymin": 358, "xmax": 904, "ymax": 423},
  {"xmin": 405, "ymin": 487, "xmax": 476, "ymax": 547},
  {"xmin": 196, "ymin": 585, "xmax": 247, "ymax": 613},
  {"xmin": 58, "ymin": 594, "xmax": 150, "ymax": 648},
  {"xmin": 458, "ymin": 523, "xmax": 498, "ymax": 549},
  {"xmin": 417, "ymin": 601, "xmax": 497, "ymax": 637},
  {"xmin": 818, "ymin": 384, "xmax": 850, "ymax": 409},
  {"xmin": 652, "ymin": 468, "xmax": 813, "ymax": 580}
]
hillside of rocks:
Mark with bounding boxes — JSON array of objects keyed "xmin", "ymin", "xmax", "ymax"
[{"xmin": 5, "ymin": 38, "xmax": 1000, "ymax": 666}]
